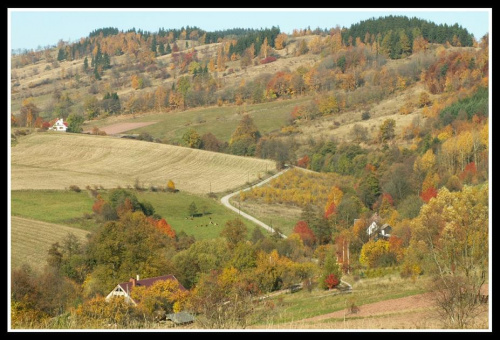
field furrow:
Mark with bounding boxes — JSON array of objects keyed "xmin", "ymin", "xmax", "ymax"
[
  {"xmin": 11, "ymin": 133, "xmax": 277, "ymax": 194},
  {"xmin": 10, "ymin": 216, "xmax": 90, "ymax": 272}
]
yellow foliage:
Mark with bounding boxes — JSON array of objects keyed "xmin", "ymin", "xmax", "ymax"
[
  {"xmin": 397, "ymin": 76, "xmax": 407, "ymax": 91},
  {"xmin": 480, "ymin": 121, "xmax": 489, "ymax": 148},
  {"xmin": 387, "ymin": 210, "xmax": 400, "ymax": 227},
  {"xmin": 422, "ymin": 172, "xmax": 440, "ymax": 192},
  {"xmin": 242, "ymin": 168, "xmax": 350, "ymax": 208},
  {"xmin": 414, "ymin": 149, "xmax": 436, "ymax": 175},
  {"xmin": 437, "ymin": 125, "xmax": 454, "ymax": 141},
  {"xmin": 359, "ymin": 240, "xmax": 390, "ymax": 268},
  {"xmin": 218, "ymin": 266, "xmax": 240, "ymax": 289},
  {"xmin": 274, "ymin": 33, "xmax": 287, "ymax": 50}
]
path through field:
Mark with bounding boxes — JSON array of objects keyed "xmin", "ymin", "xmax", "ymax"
[{"xmin": 220, "ymin": 167, "xmax": 290, "ymax": 238}]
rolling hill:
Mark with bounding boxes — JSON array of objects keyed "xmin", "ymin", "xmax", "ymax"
[
  {"xmin": 11, "ymin": 132, "xmax": 277, "ymax": 194},
  {"xmin": 10, "ymin": 216, "xmax": 90, "ymax": 271}
]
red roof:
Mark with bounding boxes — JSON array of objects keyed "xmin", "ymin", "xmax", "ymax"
[
  {"xmin": 63, "ymin": 122, "xmax": 68, "ymax": 126},
  {"xmin": 118, "ymin": 274, "xmax": 187, "ymax": 294}
]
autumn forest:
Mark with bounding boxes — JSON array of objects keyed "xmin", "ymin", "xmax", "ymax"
[{"xmin": 10, "ymin": 14, "xmax": 489, "ymax": 330}]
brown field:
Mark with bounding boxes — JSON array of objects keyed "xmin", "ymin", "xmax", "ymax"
[
  {"xmin": 83, "ymin": 121, "xmax": 158, "ymax": 135},
  {"xmin": 10, "ymin": 133, "xmax": 276, "ymax": 194},
  {"xmin": 251, "ymin": 291, "xmax": 489, "ymax": 330},
  {"xmin": 10, "ymin": 216, "xmax": 90, "ymax": 272}
]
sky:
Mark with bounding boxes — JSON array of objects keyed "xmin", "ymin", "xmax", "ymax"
[{"xmin": 9, "ymin": 8, "xmax": 491, "ymax": 52}]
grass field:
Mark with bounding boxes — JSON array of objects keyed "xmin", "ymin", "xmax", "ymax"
[
  {"xmin": 10, "ymin": 216, "xmax": 90, "ymax": 272},
  {"xmin": 249, "ymin": 273, "xmax": 430, "ymax": 327},
  {"xmin": 11, "ymin": 189, "xmax": 263, "ymax": 240},
  {"xmin": 134, "ymin": 191, "xmax": 262, "ymax": 240},
  {"xmin": 11, "ymin": 189, "xmax": 96, "ymax": 230},
  {"xmin": 229, "ymin": 198, "xmax": 301, "ymax": 236},
  {"xmin": 82, "ymin": 96, "xmax": 311, "ymax": 143},
  {"xmin": 10, "ymin": 133, "xmax": 276, "ymax": 194}
]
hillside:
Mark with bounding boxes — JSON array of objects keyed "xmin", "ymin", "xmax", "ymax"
[
  {"xmin": 9, "ymin": 15, "xmax": 489, "ymax": 331},
  {"xmin": 11, "ymin": 216, "xmax": 90, "ymax": 272},
  {"xmin": 11, "ymin": 133, "xmax": 276, "ymax": 194}
]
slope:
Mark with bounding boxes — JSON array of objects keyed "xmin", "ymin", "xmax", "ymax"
[{"xmin": 10, "ymin": 133, "xmax": 276, "ymax": 194}]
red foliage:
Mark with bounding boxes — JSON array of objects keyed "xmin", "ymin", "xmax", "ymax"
[
  {"xmin": 156, "ymin": 218, "xmax": 176, "ymax": 239},
  {"xmin": 42, "ymin": 121, "xmax": 51, "ymax": 129},
  {"xmin": 420, "ymin": 186, "xmax": 438, "ymax": 203},
  {"xmin": 325, "ymin": 273, "xmax": 339, "ymax": 289},
  {"xmin": 459, "ymin": 162, "xmax": 477, "ymax": 181},
  {"xmin": 290, "ymin": 105, "xmax": 303, "ymax": 120},
  {"xmin": 92, "ymin": 199, "xmax": 105, "ymax": 215},
  {"xmin": 260, "ymin": 56, "xmax": 277, "ymax": 64},
  {"xmin": 381, "ymin": 193, "xmax": 394, "ymax": 206},
  {"xmin": 324, "ymin": 201, "xmax": 336, "ymax": 219},
  {"xmin": 297, "ymin": 155, "xmax": 310, "ymax": 168},
  {"xmin": 293, "ymin": 220, "xmax": 316, "ymax": 247}
]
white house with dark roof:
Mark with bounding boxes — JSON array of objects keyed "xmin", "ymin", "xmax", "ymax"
[{"xmin": 105, "ymin": 274, "xmax": 186, "ymax": 305}]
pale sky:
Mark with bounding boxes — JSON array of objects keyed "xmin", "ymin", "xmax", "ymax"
[{"xmin": 9, "ymin": 8, "xmax": 491, "ymax": 52}]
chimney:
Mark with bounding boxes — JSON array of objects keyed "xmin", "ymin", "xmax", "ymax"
[{"xmin": 129, "ymin": 277, "xmax": 136, "ymax": 287}]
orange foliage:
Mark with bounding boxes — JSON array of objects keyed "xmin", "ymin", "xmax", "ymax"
[
  {"xmin": 420, "ymin": 186, "xmax": 438, "ymax": 203},
  {"xmin": 155, "ymin": 218, "xmax": 176, "ymax": 239},
  {"xmin": 324, "ymin": 202, "xmax": 336, "ymax": 219},
  {"xmin": 92, "ymin": 199, "xmax": 105, "ymax": 215}
]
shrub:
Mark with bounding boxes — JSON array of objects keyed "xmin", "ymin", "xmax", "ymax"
[
  {"xmin": 260, "ymin": 56, "xmax": 277, "ymax": 64},
  {"xmin": 362, "ymin": 111, "xmax": 371, "ymax": 120},
  {"xmin": 69, "ymin": 185, "xmax": 81, "ymax": 193}
]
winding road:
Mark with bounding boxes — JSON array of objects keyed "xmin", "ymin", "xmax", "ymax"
[{"xmin": 220, "ymin": 167, "xmax": 291, "ymax": 239}]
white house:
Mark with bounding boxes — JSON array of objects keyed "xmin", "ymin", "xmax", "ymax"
[
  {"xmin": 48, "ymin": 118, "xmax": 67, "ymax": 132},
  {"xmin": 105, "ymin": 274, "xmax": 187, "ymax": 305},
  {"xmin": 366, "ymin": 221, "xmax": 392, "ymax": 240}
]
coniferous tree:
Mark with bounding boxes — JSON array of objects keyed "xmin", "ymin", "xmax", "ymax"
[{"xmin": 83, "ymin": 57, "xmax": 89, "ymax": 72}]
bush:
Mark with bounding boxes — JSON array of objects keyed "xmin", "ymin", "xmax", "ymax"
[
  {"xmin": 362, "ymin": 111, "xmax": 371, "ymax": 120},
  {"xmin": 69, "ymin": 185, "xmax": 81, "ymax": 193},
  {"xmin": 260, "ymin": 56, "xmax": 277, "ymax": 64}
]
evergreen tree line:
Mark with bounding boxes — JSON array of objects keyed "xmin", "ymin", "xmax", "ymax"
[{"xmin": 342, "ymin": 15, "xmax": 475, "ymax": 59}]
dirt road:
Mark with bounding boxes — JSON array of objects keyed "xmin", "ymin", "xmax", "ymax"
[{"xmin": 220, "ymin": 167, "xmax": 290, "ymax": 238}]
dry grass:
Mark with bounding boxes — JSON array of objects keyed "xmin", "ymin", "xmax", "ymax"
[
  {"xmin": 10, "ymin": 133, "xmax": 276, "ymax": 194},
  {"xmin": 10, "ymin": 216, "xmax": 89, "ymax": 272},
  {"xmin": 297, "ymin": 82, "xmax": 432, "ymax": 145}
]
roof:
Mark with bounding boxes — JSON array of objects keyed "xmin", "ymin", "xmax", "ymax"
[
  {"xmin": 380, "ymin": 223, "xmax": 391, "ymax": 230},
  {"xmin": 63, "ymin": 122, "xmax": 68, "ymax": 126},
  {"xmin": 166, "ymin": 311, "xmax": 195, "ymax": 324},
  {"xmin": 118, "ymin": 274, "xmax": 187, "ymax": 294}
]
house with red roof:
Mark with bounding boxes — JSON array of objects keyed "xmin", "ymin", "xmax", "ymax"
[
  {"xmin": 105, "ymin": 274, "xmax": 187, "ymax": 305},
  {"xmin": 48, "ymin": 118, "xmax": 68, "ymax": 132}
]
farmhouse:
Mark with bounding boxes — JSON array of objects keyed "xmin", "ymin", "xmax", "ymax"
[
  {"xmin": 48, "ymin": 118, "xmax": 67, "ymax": 132},
  {"xmin": 105, "ymin": 274, "xmax": 187, "ymax": 305},
  {"xmin": 366, "ymin": 221, "xmax": 392, "ymax": 241}
]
